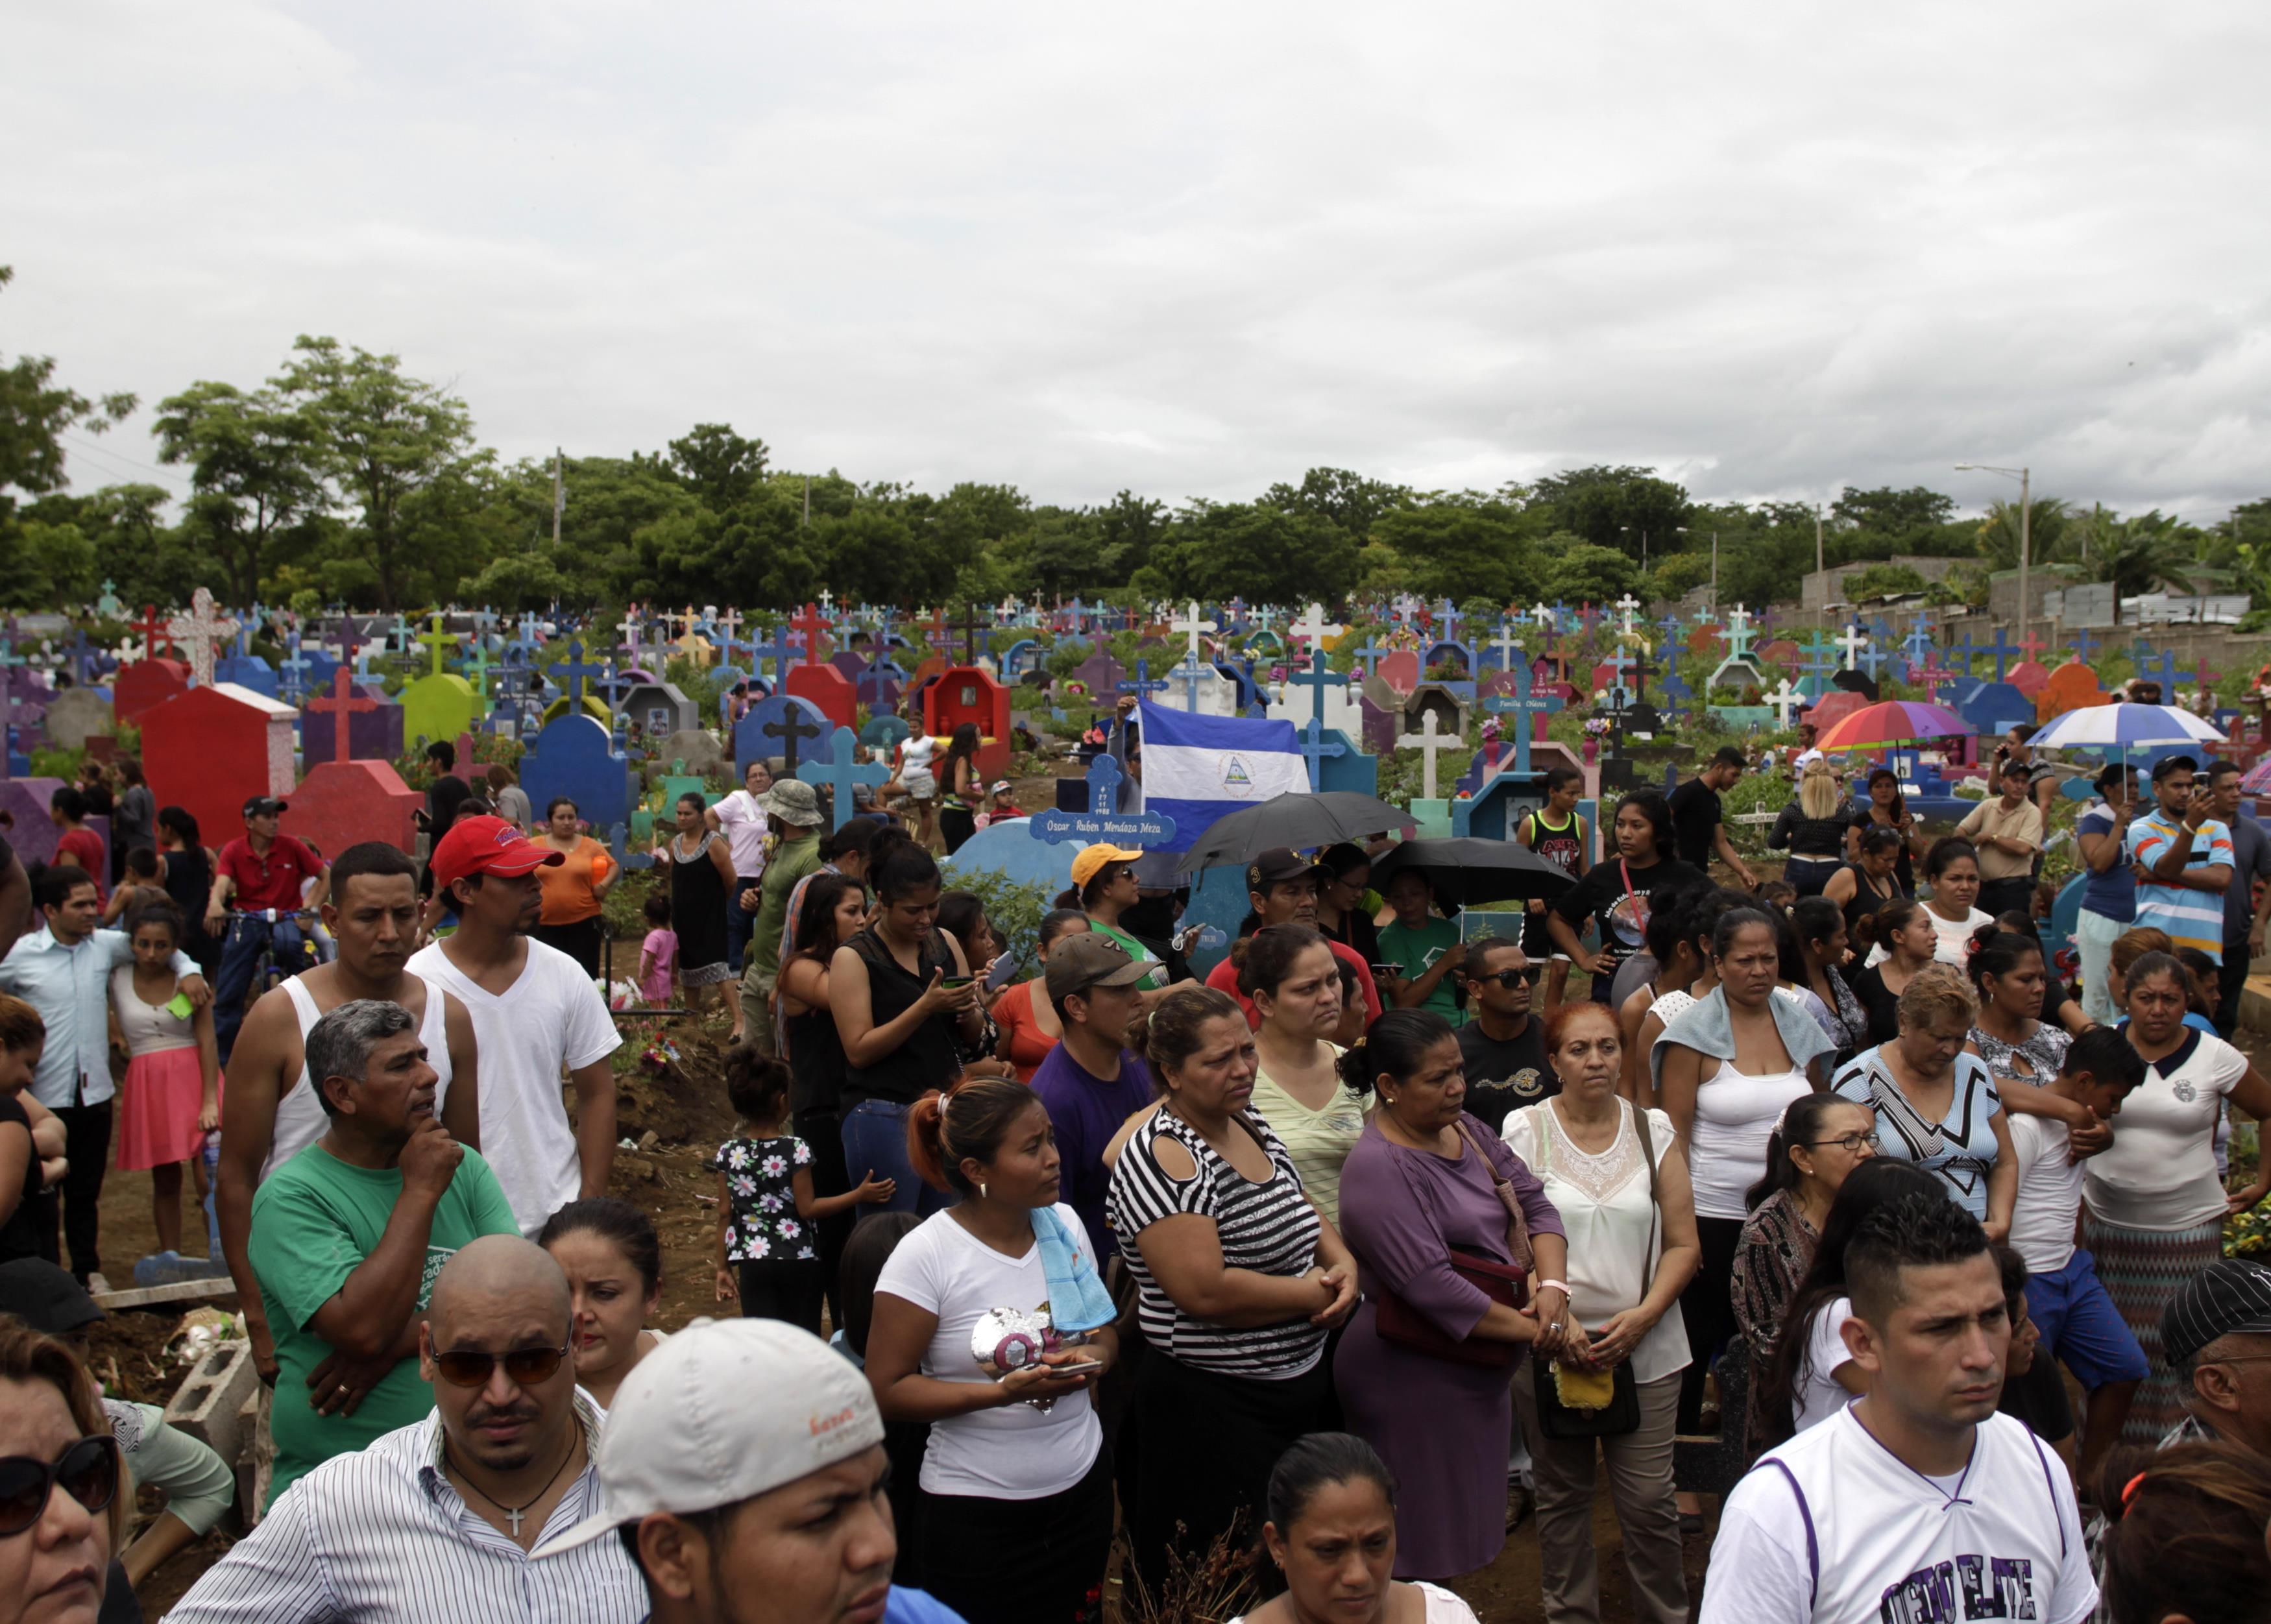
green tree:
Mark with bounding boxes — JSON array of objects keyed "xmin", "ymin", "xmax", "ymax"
[
  {"xmin": 1538, "ymin": 539, "xmax": 1640, "ymax": 603},
  {"xmin": 1261, "ymin": 467, "xmax": 1410, "ymax": 544},
  {"xmin": 1134, "ymin": 502, "xmax": 1359, "ymax": 608},
  {"xmin": 1845, "ymin": 563, "xmax": 1930, "ymax": 602},
  {"xmin": 1830, "ymin": 485, "xmax": 1954, "ymax": 540},
  {"xmin": 1365, "ymin": 496, "xmax": 1542, "ymax": 605},
  {"xmin": 152, "ymin": 380, "xmax": 328, "ymax": 604},
  {"xmin": 2086, "ymin": 513, "xmax": 2198, "ymax": 622},
  {"xmin": 1974, "ymin": 496, "xmax": 2070, "ymax": 572},
  {"xmin": 0, "ymin": 265, "xmax": 138, "ymax": 571},
  {"xmin": 1527, "ymin": 466, "xmax": 1692, "ymax": 558},
  {"xmin": 666, "ymin": 424, "xmax": 769, "ymax": 509},
  {"xmin": 1646, "ymin": 551, "xmax": 1713, "ymax": 601},
  {"xmin": 273, "ymin": 336, "xmax": 479, "ymax": 611}
]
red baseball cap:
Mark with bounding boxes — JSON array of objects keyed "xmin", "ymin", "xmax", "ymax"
[{"xmin": 431, "ymin": 814, "xmax": 565, "ymax": 890}]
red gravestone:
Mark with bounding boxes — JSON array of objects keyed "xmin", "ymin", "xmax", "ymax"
[
  {"xmin": 1686, "ymin": 625, "xmax": 1723, "ymax": 660},
  {"xmin": 2037, "ymin": 661, "xmax": 2109, "ymax": 723},
  {"xmin": 920, "ymin": 665, "xmax": 1014, "ymax": 779},
  {"xmin": 141, "ymin": 682, "xmax": 299, "ymax": 845},
  {"xmin": 1801, "ymin": 688, "xmax": 1870, "ymax": 738},
  {"xmin": 290, "ymin": 759, "xmax": 423, "ymax": 856},
  {"xmin": 2007, "ymin": 659, "xmax": 2052, "ymax": 699},
  {"xmin": 784, "ymin": 662, "xmax": 856, "ymax": 732},
  {"xmin": 114, "ymin": 658, "xmax": 191, "ymax": 725},
  {"xmin": 1757, "ymin": 639, "xmax": 1801, "ymax": 668},
  {"xmin": 1377, "ymin": 649, "xmax": 1421, "ymax": 694}
]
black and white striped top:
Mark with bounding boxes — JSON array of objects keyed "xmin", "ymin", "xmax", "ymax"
[{"xmin": 1106, "ymin": 1109, "xmax": 1326, "ymax": 1378}]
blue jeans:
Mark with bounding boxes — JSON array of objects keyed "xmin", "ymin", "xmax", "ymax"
[
  {"xmin": 726, "ymin": 875, "xmax": 764, "ymax": 973},
  {"xmin": 840, "ymin": 1098, "xmax": 953, "ymax": 1220},
  {"xmin": 214, "ymin": 914, "xmax": 309, "ymax": 1064}
]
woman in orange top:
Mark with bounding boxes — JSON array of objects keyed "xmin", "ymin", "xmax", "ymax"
[
  {"xmin": 532, "ymin": 795, "xmax": 618, "ymax": 976},
  {"xmin": 990, "ymin": 908, "xmax": 1092, "ymax": 1082}
]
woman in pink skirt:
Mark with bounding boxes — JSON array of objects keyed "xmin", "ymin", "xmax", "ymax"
[{"xmin": 111, "ymin": 901, "xmax": 221, "ymax": 1259}]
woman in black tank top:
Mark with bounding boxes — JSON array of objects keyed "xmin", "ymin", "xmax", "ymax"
[
  {"xmin": 1823, "ymin": 823, "xmax": 1904, "ymax": 935},
  {"xmin": 778, "ymin": 871, "xmax": 866, "ymax": 1318}
]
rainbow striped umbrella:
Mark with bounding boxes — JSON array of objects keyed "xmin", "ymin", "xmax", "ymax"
[{"xmin": 1814, "ymin": 700, "xmax": 1975, "ymax": 751}]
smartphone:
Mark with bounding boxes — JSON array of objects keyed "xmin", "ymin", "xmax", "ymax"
[
  {"xmin": 940, "ymin": 976, "xmax": 974, "ymax": 991},
  {"xmin": 1371, "ymin": 963, "xmax": 1403, "ymax": 981},
  {"xmin": 984, "ymin": 954, "xmax": 1023, "ymax": 993}
]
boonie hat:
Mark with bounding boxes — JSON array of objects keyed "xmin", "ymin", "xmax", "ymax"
[
  {"xmin": 1044, "ymin": 932, "xmax": 1149, "ymax": 1002},
  {"xmin": 531, "ymin": 1319, "xmax": 883, "ymax": 1560},
  {"xmin": 431, "ymin": 814, "xmax": 565, "ymax": 890},
  {"xmin": 1246, "ymin": 847, "xmax": 1314, "ymax": 892},
  {"xmin": 755, "ymin": 779, "xmax": 825, "ymax": 827},
  {"xmin": 241, "ymin": 796, "xmax": 288, "ymax": 818},
  {"xmin": 1069, "ymin": 844, "xmax": 1143, "ymax": 891},
  {"xmin": 2163, "ymin": 1259, "xmax": 2271, "ymax": 1368}
]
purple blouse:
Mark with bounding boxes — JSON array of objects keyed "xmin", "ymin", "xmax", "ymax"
[{"xmin": 1337, "ymin": 1112, "xmax": 1564, "ymax": 1342}]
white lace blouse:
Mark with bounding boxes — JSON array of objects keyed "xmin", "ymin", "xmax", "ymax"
[{"xmin": 1503, "ymin": 1098, "xmax": 1692, "ymax": 1386}]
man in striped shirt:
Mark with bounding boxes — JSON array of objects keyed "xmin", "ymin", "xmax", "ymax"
[
  {"xmin": 169, "ymin": 1236, "xmax": 645, "ymax": 1622},
  {"xmin": 2125, "ymin": 754, "xmax": 2234, "ymax": 960}
]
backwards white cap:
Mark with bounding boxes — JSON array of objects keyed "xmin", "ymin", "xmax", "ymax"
[{"xmin": 532, "ymin": 1318, "xmax": 884, "ymax": 1560}]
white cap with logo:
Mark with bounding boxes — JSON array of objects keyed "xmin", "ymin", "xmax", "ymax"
[{"xmin": 531, "ymin": 1317, "xmax": 884, "ymax": 1560}]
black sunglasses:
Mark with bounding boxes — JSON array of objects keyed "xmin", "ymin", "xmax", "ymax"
[
  {"xmin": 431, "ymin": 1344, "xmax": 571, "ymax": 1390},
  {"xmin": 1479, "ymin": 966, "xmax": 1541, "ymax": 988},
  {"xmin": 0, "ymin": 1435, "xmax": 120, "ymax": 1536}
]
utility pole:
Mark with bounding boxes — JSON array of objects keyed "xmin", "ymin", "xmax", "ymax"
[
  {"xmin": 1816, "ymin": 504, "xmax": 1827, "ymax": 631},
  {"xmin": 1956, "ymin": 463, "xmax": 2031, "ymax": 649},
  {"xmin": 551, "ymin": 448, "xmax": 563, "ymax": 550},
  {"xmin": 1711, "ymin": 531, "xmax": 1720, "ymax": 611}
]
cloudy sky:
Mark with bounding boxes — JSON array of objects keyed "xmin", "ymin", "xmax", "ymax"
[{"xmin": 10, "ymin": 1, "xmax": 2270, "ymax": 522}]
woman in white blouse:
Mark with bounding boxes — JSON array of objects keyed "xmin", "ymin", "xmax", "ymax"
[
  {"xmin": 2091, "ymin": 949, "xmax": 2271, "ymax": 1444},
  {"xmin": 1506, "ymin": 1000, "xmax": 1698, "ymax": 1624},
  {"xmin": 1867, "ymin": 838, "xmax": 1994, "ymax": 968}
]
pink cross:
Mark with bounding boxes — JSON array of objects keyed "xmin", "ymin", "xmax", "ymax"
[{"xmin": 308, "ymin": 666, "xmax": 378, "ymax": 762}]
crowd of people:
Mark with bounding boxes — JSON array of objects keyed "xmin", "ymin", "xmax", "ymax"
[{"xmin": 6, "ymin": 721, "xmax": 2271, "ymax": 1624}]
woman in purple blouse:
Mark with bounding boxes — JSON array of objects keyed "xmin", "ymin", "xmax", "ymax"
[{"xmin": 1333, "ymin": 1010, "xmax": 1568, "ymax": 1580}]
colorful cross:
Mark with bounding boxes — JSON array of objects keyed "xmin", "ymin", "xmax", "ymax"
[
  {"xmin": 1298, "ymin": 716, "xmax": 1346, "ymax": 792},
  {"xmin": 1481, "ymin": 659, "xmax": 1562, "ymax": 778},
  {"xmin": 419, "ymin": 612, "xmax": 461, "ymax": 678},
  {"xmin": 796, "ymin": 727, "xmax": 892, "ymax": 829},
  {"xmin": 556, "ymin": 641, "xmax": 605, "ymax": 707},
  {"xmin": 1289, "ymin": 649, "xmax": 1347, "ymax": 727},
  {"xmin": 762, "ymin": 701, "xmax": 826, "ymax": 773},
  {"xmin": 131, "ymin": 604, "xmax": 175, "ymax": 662},
  {"xmin": 308, "ymin": 667, "xmax": 378, "ymax": 762}
]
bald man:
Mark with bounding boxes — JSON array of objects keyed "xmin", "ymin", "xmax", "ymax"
[{"xmin": 171, "ymin": 1235, "xmax": 645, "ymax": 1623}]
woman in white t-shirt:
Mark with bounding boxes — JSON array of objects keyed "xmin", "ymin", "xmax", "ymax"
[
  {"xmin": 1232, "ymin": 1433, "xmax": 1483, "ymax": 1624},
  {"xmin": 1754, "ymin": 1159, "xmax": 1945, "ymax": 1446},
  {"xmin": 2089, "ymin": 950, "xmax": 2271, "ymax": 1444},
  {"xmin": 1865, "ymin": 838, "xmax": 1994, "ymax": 969},
  {"xmin": 866, "ymin": 1074, "xmax": 1120, "ymax": 1624}
]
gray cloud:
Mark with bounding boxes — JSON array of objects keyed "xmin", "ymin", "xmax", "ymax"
[{"xmin": 10, "ymin": 0, "xmax": 2271, "ymax": 525}]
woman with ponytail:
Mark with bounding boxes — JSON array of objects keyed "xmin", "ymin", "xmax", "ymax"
[
  {"xmin": 867, "ymin": 1074, "xmax": 1120, "ymax": 1624},
  {"xmin": 1844, "ymin": 897, "xmax": 1937, "ymax": 1047}
]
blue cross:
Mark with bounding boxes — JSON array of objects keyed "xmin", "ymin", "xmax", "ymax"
[
  {"xmin": 1436, "ymin": 600, "xmax": 1463, "ymax": 644},
  {"xmin": 1171, "ymin": 658, "xmax": 1207, "ymax": 710},
  {"xmin": 2138, "ymin": 648, "xmax": 2183, "ymax": 688},
  {"xmin": 749, "ymin": 627, "xmax": 796, "ymax": 684},
  {"xmin": 1482, "ymin": 661, "xmax": 1563, "ymax": 777},
  {"xmin": 1290, "ymin": 649, "xmax": 1347, "ymax": 726},
  {"xmin": 64, "ymin": 629, "xmax": 101, "ymax": 686},
  {"xmin": 1656, "ymin": 613, "xmax": 1685, "ymax": 643},
  {"xmin": 1901, "ymin": 620, "xmax": 1935, "ymax": 671},
  {"xmin": 1948, "ymin": 635, "xmax": 1979, "ymax": 677},
  {"xmin": 2070, "ymin": 627, "xmax": 2101, "ymax": 664},
  {"xmin": 1084, "ymin": 751, "xmax": 1124, "ymax": 813},
  {"xmin": 796, "ymin": 727, "xmax": 892, "ymax": 830},
  {"xmin": 278, "ymin": 635, "xmax": 312, "ymax": 703},
  {"xmin": 1800, "ymin": 633, "xmax": 1838, "ymax": 677},
  {"xmin": 1117, "ymin": 661, "xmax": 1168, "ymax": 703},
  {"xmin": 556, "ymin": 640, "xmax": 605, "ymax": 707},
  {"xmin": 1299, "ymin": 716, "xmax": 1346, "ymax": 791},
  {"xmin": 1978, "ymin": 625, "xmax": 2020, "ymax": 681},
  {"xmin": 1856, "ymin": 642, "xmax": 1894, "ymax": 680}
]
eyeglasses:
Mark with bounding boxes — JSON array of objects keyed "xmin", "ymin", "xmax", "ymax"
[
  {"xmin": 431, "ymin": 1344, "xmax": 572, "ymax": 1389},
  {"xmin": 1806, "ymin": 1132, "xmax": 1881, "ymax": 1153},
  {"xmin": 0, "ymin": 1436, "xmax": 120, "ymax": 1536},
  {"xmin": 1479, "ymin": 967, "xmax": 1540, "ymax": 988}
]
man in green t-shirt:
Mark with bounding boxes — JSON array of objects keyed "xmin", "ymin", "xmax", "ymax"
[
  {"xmin": 250, "ymin": 997, "xmax": 519, "ymax": 1507},
  {"xmin": 1378, "ymin": 867, "xmax": 1465, "ymax": 1024},
  {"xmin": 737, "ymin": 779, "xmax": 826, "ymax": 1054}
]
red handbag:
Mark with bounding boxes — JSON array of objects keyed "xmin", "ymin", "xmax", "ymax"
[{"xmin": 1372, "ymin": 1124, "xmax": 1533, "ymax": 1369}]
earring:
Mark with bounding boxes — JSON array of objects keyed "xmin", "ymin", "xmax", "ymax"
[{"xmin": 978, "ymin": 1182, "xmax": 988, "ymax": 1199}]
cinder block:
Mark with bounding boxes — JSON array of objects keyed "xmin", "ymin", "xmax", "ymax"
[{"xmin": 163, "ymin": 1339, "xmax": 258, "ymax": 1471}]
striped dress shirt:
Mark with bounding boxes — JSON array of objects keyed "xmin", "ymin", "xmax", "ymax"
[{"xmin": 164, "ymin": 1397, "xmax": 646, "ymax": 1624}]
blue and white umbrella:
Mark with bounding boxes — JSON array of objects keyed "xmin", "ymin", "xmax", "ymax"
[{"xmin": 2028, "ymin": 703, "xmax": 2225, "ymax": 751}]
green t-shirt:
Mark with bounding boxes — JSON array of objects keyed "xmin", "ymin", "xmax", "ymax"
[
  {"xmin": 250, "ymin": 1143, "xmax": 519, "ymax": 1505},
  {"xmin": 1089, "ymin": 921, "xmax": 1167, "ymax": 991},
  {"xmin": 751, "ymin": 836, "xmax": 824, "ymax": 981},
  {"xmin": 1378, "ymin": 918, "xmax": 1463, "ymax": 1024}
]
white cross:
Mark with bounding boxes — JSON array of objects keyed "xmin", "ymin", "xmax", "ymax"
[
  {"xmin": 1531, "ymin": 602, "xmax": 1555, "ymax": 631},
  {"xmin": 1289, "ymin": 603, "xmax": 1331, "ymax": 654},
  {"xmin": 1492, "ymin": 620, "xmax": 1522, "ymax": 673},
  {"xmin": 1614, "ymin": 594, "xmax": 1643, "ymax": 636},
  {"xmin": 1725, "ymin": 605, "xmax": 1753, "ymax": 640},
  {"xmin": 818, "ymin": 590, "xmax": 835, "ymax": 614},
  {"xmin": 1836, "ymin": 624, "xmax": 1869, "ymax": 669},
  {"xmin": 165, "ymin": 588, "xmax": 239, "ymax": 686},
  {"xmin": 1171, "ymin": 601, "xmax": 1218, "ymax": 666},
  {"xmin": 617, "ymin": 612, "xmax": 642, "ymax": 651},
  {"xmin": 1766, "ymin": 677, "xmax": 1806, "ymax": 727},
  {"xmin": 1396, "ymin": 710, "xmax": 1454, "ymax": 800}
]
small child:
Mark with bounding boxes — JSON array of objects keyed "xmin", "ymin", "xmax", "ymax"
[
  {"xmin": 111, "ymin": 901, "xmax": 222, "ymax": 1263},
  {"xmin": 101, "ymin": 847, "xmax": 171, "ymax": 926},
  {"xmin": 1757, "ymin": 878, "xmax": 1799, "ymax": 909},
  {"xmin": 984, "ymin": 780, "xmax": 1027, "ymax": 821},
  {"xmin": 638, "ymin": 891, "xmax": 677, "ymax": 1008},
  {"xmin": 712, "ymin": 1045, "xmax": 892, "ymax": 1335}
]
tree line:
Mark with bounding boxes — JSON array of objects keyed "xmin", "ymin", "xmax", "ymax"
[{"xmin": 5, "ymin": 270, "xmax": 2268, "ymax": 620}]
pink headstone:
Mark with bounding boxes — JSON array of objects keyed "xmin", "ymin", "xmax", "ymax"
[
  {"xmin": 2006, "ymin": 660, "xmax": 2051, "ymax": 698},
  {"xmin": 1378, "ymin": 650, "xmax": 1421, "ymax": 694}
]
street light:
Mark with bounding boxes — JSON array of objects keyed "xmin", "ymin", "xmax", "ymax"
[{"xmin": 1955, "ymin": 463, "xmax": 2030, "ymax": 651}]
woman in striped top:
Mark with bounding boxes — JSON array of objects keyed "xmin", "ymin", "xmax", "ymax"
[{"xmin": 1107, "ymin": 984, "xmax": 1360, "ymax": 1592}]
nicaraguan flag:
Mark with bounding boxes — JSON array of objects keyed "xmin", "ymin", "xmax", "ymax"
[{"xmin": 1138, "ymin": 704, "xmax": 1309, "ymax": 851}]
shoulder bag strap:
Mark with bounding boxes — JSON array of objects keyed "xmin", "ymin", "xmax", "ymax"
[
  {"xmin": 1456, "ymin": 1121, "xmax": 1533, "ymax": 1272},
  {"xmin": 1633, "ymin": 1099, "xmax": 1662, "ymax": 1270}
]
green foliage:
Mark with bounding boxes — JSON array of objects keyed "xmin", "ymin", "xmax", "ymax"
[
  {"xmin": 1845, "ymin": 563, "xmax": 1930, "ymax": 601},
  {"xmin": 0, "ymin": 265, "xmax": 139, "ymax": 571},
  {"xmin": 603, "ymin": 867, "xmax": 661, "ymax": 941},
  {"xmin": 1527, "ymin": 466, "xmax": 1691, "ymax": 558},
  {"xmin": 1647, "ymin": 551, "xmax": 1712, "ymax": 601},
  {"xmin": 941, "ymin": 866, "xmax": 1056, "ymax": 975},
  {"xmin": 1539, "ymin": 540, "xmax": 1640, "ymax": 603}
]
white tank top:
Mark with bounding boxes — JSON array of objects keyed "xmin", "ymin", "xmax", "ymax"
[
  {"xmin": 1688, "ymin": 1056, "xmax": 1812, "ymax": 1220},
  {"xmin": 264, "ymin": 974, "xmax": 455, "ymax": 1183}
]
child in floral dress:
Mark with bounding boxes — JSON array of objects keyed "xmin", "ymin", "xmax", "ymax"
[{"xmin": 711, "ymin": 1045, "xmax": 892, "ymax": 1333}]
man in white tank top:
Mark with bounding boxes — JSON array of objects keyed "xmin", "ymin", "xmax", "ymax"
[
  {"xmin": 219, "ymin": 843, "xmax": 480, "ymax": 1386},
  {"xmin": 1701, "ymin": 1193, "xmax": 2096, "ymax": 1624}
]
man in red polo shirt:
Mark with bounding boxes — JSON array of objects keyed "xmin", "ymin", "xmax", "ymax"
[
  {"xmin": 206, "ymin": 795, "xmax": 330, "ymax": 1063},
  {"xmin": 1203, "ymin": 847, "xmax": 1381, "ymax": 1029}
]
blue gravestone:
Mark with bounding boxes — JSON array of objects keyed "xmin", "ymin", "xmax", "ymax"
[
  {"xmin": 1309, "ymin": 727, "xmax": 1378, "ymax": 798},
  {"xmin": 520, "ymin": 714, "xmax": 633, "ymax": 836},
  {"xmin": 860, "ymin": 712, "xmax": 912, "ymax": 754},
  {"xmin": 736, "ymin": 692, "xmax": 831, "ymax": 777},
  {"xmin": 1957, "ymin": 681, "xmax": 2033, "ymax": 739},
  {"xmin": 213, "ymin": 652, "xmax": 279, "ymax": 698}
]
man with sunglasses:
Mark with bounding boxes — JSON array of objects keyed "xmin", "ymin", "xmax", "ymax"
[
  {"xmin": 1455, "ymin": 936, "xmax": 1555, "ymax": 1129},
  {"xmin": 172, "ymin": 1235, "xmax": 644, "ymax": 1623},
  {"xmin": 241, "ymin": 999, "xmax": 518, "ymax": 1509}
]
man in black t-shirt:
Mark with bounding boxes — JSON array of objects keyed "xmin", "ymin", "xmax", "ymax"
[
  {"xmin": 1456, "ymin": 936, "xmax": 1557, "ymax": 1128},
  {"xmin": 1668, "ymin": 747, "xmax": 1758, "ymax": 889}
]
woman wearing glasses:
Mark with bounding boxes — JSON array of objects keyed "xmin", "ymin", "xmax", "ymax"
[
  {"xmin": 1312, "ymin": 844, "xmax": 1381, "ymax": 970},
  {"xmin": 1730, "ymin": 1093, "xmax": 1879, "ymax": 1447},
  {"xmin": 0, "ymin": 1323, "xmax": 124, "ymax": 1624}
]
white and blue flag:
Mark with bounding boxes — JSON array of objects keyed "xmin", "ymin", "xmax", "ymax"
[{"xmin": 1138, "ymin": 704, "xmax": 1309, "ymax": 852}]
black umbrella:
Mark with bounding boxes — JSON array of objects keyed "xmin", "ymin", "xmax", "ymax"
[
  {"xmin": 1367, "ymin": 838, "xmax": 1576, "ymax": 907},
  {"xmin": 1173, "ymin": 792, "xmax": 1416, "ymax": 876}
]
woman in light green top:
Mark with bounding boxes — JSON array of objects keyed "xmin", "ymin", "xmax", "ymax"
[
  {"xmin": 1379, "ymin": 869, "xmax": 1466, "ymax": 1025},
  {"xmin": 1059, "ymin": 843, "xmax": 1168, "ymax": 995},
  {"xmin": 1239, "ymin": 923, "xmax": 1366, "ymax": 1226}
]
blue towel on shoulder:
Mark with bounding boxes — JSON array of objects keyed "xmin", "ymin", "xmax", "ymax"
[{"xmin": 1033, "ymin": 1206, "xmax": 1117, "ymax": 1333}]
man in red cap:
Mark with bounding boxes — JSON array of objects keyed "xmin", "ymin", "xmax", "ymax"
[{"xmin": 409, "ymin": 816, "xmax": 622, "ymax": 1235}]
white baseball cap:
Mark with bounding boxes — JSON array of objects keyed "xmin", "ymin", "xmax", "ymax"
[{"xmin": 531, "ymin": 1318, "xmax": 883, "ymax": 1560}]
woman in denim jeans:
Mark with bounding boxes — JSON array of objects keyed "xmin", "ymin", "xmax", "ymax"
[{"xmin": 829, "ymin": 843, "xmax": 990, "ymax": 1216}]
